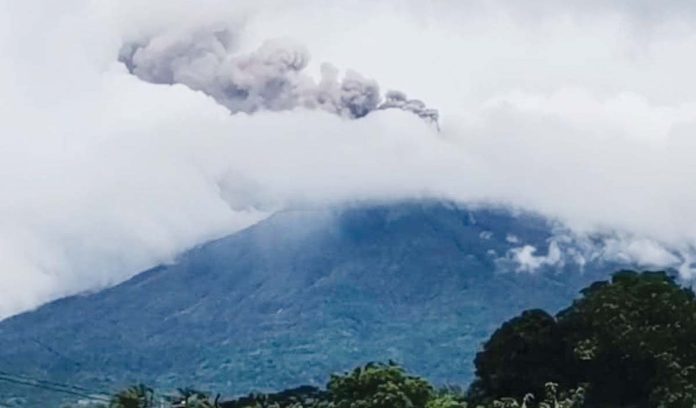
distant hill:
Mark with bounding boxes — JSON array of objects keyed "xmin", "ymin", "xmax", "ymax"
[{"xmin": 0, "ymin": 202, "xmax": 628, "ymax": 406}]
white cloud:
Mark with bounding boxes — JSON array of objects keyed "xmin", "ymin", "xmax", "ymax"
[
  {"xmin": 509, "ymin": 243, "xmax": 564, "ymax": 272},
  {"xmin": 3, "ymin": 0, "xmax": 696, "ymax": 317},
  {"xmin": 601, "ymin": 237, "xmax": 682, "ymax": 269}
]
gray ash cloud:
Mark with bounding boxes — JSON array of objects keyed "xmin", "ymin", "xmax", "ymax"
[
  {"xmin": 119, "ymin": 29, "xmax": 438, "ymax": 125},
  {"xmin": 379, "ymin": 90, "xmax": 439, "ymax": 126}
]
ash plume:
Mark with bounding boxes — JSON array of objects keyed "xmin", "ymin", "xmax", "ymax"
[
  {"xmin": 118, "ymin": 29, "xmax": 439, "ymax": 125},
  {"xmin": 379, "ymin": 91, "xmax": 440, "ymax": 127}
]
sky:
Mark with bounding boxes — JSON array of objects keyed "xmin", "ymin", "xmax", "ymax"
[{"xmin": 2, "ymin": 0, "xmax": 696, "ymax": 318}]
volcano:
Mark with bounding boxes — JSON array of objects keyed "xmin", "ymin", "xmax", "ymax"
[{"xmin": 0, "ymin": 202, "xmax": 626, "ymax": 406}]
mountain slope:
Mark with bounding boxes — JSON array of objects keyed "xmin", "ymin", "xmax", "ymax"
[{"xmin": 0, "ymin": 202, "xmax": 626, "ymax": 405}]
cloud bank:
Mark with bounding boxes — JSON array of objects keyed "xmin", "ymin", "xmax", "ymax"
[{"xmin": 2, "ymin": 0, "xmax": 696, "ymax": 317}]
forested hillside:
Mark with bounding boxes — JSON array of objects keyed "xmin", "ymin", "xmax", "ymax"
[
  {"xmin": 59, "ymin": 271, "xmax": 696, "ymax": 408},
  {"xmin": 0, "ymin": 202, "xmax": 626, "ymax": 406}
]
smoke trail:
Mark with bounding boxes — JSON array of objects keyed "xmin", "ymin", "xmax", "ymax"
[
  {"xmin": 379, "ymin": 91, "xmax": 440, "ymax": 127},
  {"xmin": 118, "ymin": 29, "xmax": 439, "ymax": 125}
]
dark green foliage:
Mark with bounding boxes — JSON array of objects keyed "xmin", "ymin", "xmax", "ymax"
[
  {"xmin": 212, "ymin": 363, "xmax": 435, "ymax": 408},
  {"xmin": 470, "ymin": 270, "xmax": 696, "ymax": 408},
  {"xmin": 110, "ymin": 375, "xmax": 586, "ymax": 408},
  {"xmin": 328, "ymin": 362, "xmax": 433, "ymax": 408},
  {"xmin": 219, "ymin": 385, "xmax": 329, "ymax": 408},
  {"xmin": 468, "ymin": 309, "xmax": 570, "ymax": 404},
  {"xmin": 558, "ymin": 270, "xmax": 696, "ymax": 407}
]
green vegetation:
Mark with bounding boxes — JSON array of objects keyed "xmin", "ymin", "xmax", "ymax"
[
  {"xmin": 328, "ymin": 362, "xmax": 433, "ymax": 408},
  {"xmin": 470, "ymin": 270, "xmax": 696, "ymax": 408},
  {"xmin": 75, "ymin": 271, "xmax": 696, "ymax": 408}
]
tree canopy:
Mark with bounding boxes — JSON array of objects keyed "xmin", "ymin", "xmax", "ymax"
[
  {"xmin": 328, "ymin": 361, "xmax": 433, "ymax": 408},
  {"xmin": 469, "ymin": 270, "xmax": 696, "ymax": 408}
]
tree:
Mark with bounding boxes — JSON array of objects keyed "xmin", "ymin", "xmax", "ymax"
[
  {"xmin": 468, "ymin": 309, "xmax": 571, "ymax": 405},
  {"xmin": 469, "ymin": 271, "xmax": 696, "ymax": 408},
  {"xmin": 557, "ymin": 270, "xmax": 696, "ymax": 407},
  {"xmin": 328, "ymin": 362, "xmax": 433, "ymax": 408}
]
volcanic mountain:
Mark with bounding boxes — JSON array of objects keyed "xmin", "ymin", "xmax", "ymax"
[{"xmin": 0, "ymin": 202, "xmax": 628, "ymax": 405}]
